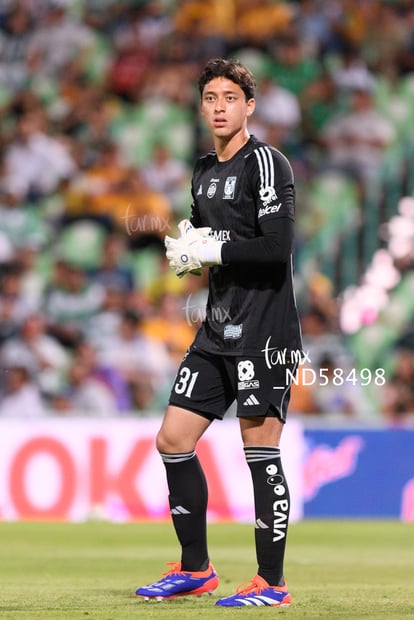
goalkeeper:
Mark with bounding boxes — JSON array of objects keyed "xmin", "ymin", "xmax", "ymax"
[{"xmin": 136, "ymin": 58, "xmax": 302, "ymax": 608}]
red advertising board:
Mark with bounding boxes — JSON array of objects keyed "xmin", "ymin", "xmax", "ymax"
[{"xmin": 0, "ymin": 418, "xmax": 304, "ymax": 523}]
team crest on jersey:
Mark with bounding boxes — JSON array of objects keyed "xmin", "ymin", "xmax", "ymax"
[
  {"xmin": 224, "ymin": 323, "xmax": 243, "ymax": 340},
  {"xmin": 223, "ymin": 176, "xmax": 237, "ymax": 199},
  {"xmin": 259, "ymin": 185, "xmax": 277, "ymax": 207},
  {"xmin": 207, "ymin": 182, "xmax": 217, "ymax": 198}
]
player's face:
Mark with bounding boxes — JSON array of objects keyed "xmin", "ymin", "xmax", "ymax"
[{"xmin": 200, "ymin": 77, "xmax": 255, "ymax": 141}]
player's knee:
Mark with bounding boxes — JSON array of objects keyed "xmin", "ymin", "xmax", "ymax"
[
  {"xmin": 155, "ymin": 430, "xmax": 169, "ymax": 453},
  {"xmin": 156, "ymin": 429, "xmax": 185, "ymax": 454},
  {"xmin": 240, "ymin": 412, "xmax": 284, "ymax": 447}
]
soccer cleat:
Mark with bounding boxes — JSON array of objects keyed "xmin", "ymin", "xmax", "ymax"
[
  {"xmin": 215, "ymin": 575, "xmax": 291, "ymax": 607},
  {"xmin": 135, "ymin": 561, "xmax": 219, "ymax": 601}
]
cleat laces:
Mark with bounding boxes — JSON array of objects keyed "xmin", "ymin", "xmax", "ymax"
[{"xmin": 236, "ymin": 575, "xmax": 272, "ymax": 595}]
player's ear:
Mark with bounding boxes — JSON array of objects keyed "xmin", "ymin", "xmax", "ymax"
[{"xmin": 246, "ymin": 98, "xmax": 255, "ymax": 116}]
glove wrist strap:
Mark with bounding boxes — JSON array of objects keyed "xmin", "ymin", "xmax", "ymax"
[{"xmin": 202, "ymin": 241, "xmax": 223, "ymax": 265}]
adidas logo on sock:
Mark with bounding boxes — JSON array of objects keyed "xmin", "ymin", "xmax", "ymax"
[
  {"xmin": 171, "ymin": 505, "xmax": 191, "ymax": 515},
  {"xmin": 243, "ymin": 394, "xmax": 260, "ymax": 406},
  {"xmin": 255, "ymin": 518, "xmax": 269, "ymax": 529}
]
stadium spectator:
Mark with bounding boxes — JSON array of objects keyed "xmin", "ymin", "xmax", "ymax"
[
  {"xmin": 141, "ymin": 291, "xmax": 197, "ymax": 365},
  {"xmin": 0, "ymin": 6, "xmax": 34, "ymax": 95},
  {"xmin": 319, "ymin": 80, "xmax": 396, "ymax": 183},
  {"xmin": 173, "ymin": 0, "xmax": 231, "ymax": 42},
  {"xmin": 0, "ymin": 364, "xmax": 46, "ymax": 418},
  {"xmin": 329, "ymin": 41, "xmax": 375, "ymax": 94},
  {"xmin": 72, "ymin": 339, "xmax": 132, "ymax": 413},
  {"xmin": 0, "ymin": 312, "xmax": 70, "ymax": 396},
  {"xmin": 235, "ymin": 0, "xmax": 294, "ymax": 48},
  {"xmin": 52, "ymin": 354, "xmax": 118, "ymax": 416},
  {"xmin": 80, "ymin": 167, "xmax": 172, "ymax": 246},
  {"xmin": 288, "ymin": 362, "xmax": 320, "ymax": 416},
  {"xmin": 0, "ymin": 231, "xmax": 14, "ymax": 263},
  {"xmin": 397, "ymin": 4, "xmax": 414, "ymax": 76},
  {"xmin": 43, "ymin": 260, "xmax": 105, "ymax": 348},
  {"xmin": 294, "ymin": 0, "xmax": 332, "ymax": 58},
  {"xmin": 359, "ymin": 3, "xmax": 409, "ymax": 77},
  {"xmin": 87, "ymin": 232, "xmax": 135, "ymax": 294},
  {"xmin": 135, "ymin": 0, "xmax": 174, "ymax": 50},
  {"xmin": 167, "ymin": 12, "xmax": 228, "ymax": 66},
  {"xmin": 299, "ymin": 71, "xmax": 339, "ymax": 147},
  {"xmin": 140, "ymin": 142, "xmax": 191, "ymax": 216},
  {"xmin": 300, "ymin": 306, "xmax": 352, "ymax": 371},
  {"xmin": 0, "ymin": 260, "xmax": 37, "ymax": 344},
  {"xmin": 303, "ymin": 272, "xmax": 339, "ymax": 330},
  {"xmin": 27, "ymin": 0, "xmax": 96, "ymax": 80},
  {"xmin": 109, "ymin": 38, "xmax": 154, "ymax": 102},
  {"xmin": 381, "ymin": 348, "xmax": 414, "ymax": 425},
  {"xmin": 63, "ymin": 140, "xmax": 128, "ymax": 220},
  {"xmin": 58, "ymin": 86, "xmax": 116, "ymax": 169},
  {"xmin": 266, "ymin": 34, "xmax": 321, "ymax": 97},
  {"xmin": 311, "ymin": 354, "xmax": 367, "ymax": 417},
  {"xmin": 3, "ymin": 109, "xmax": 77, "ymax": 201},
  {"xmin": 85, "ymin": 287, "xmax": 125, "ymax": 352},
  {"xmin": 97, "ymin": 309, "xmax": 173, "ymax": 411},
  {"xmin": 0, "ymin": 190, "xmax": 50, "ymax": 260},
  {"xmin": 254, "ymin": 74, "xmax": 301, "ymax": 148}
]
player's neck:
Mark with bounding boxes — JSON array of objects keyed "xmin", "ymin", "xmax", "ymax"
[{"xmin": 214, "ymin": 130, "xmax": 250, "ymax": 162}]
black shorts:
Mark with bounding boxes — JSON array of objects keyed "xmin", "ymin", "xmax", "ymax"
[{"xmin": 168, "ymin": 345, "xmax": 298, "ymax": 422}]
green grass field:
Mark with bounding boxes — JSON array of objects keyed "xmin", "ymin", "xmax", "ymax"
[{"xmin": 1, "ymin": 520, "xmax": 413, "ymax": 619}]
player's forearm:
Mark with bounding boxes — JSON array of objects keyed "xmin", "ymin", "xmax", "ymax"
[{"xmin": 221, "ymin": 220, "xmax": 294, "ymax": 265}]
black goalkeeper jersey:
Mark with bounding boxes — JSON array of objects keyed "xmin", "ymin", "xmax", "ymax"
[{"xmin": 190, "ymin": 135, "xmax": 302, "ymax": 357}]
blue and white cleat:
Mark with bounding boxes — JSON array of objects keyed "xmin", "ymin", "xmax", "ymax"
[
  {"xmin": 215, "ymin": 575, "xmax": 291, "ymax": 607},
  {"xmin": 135, "ymin": 562, "xmax": 219, "ymax": 601}
]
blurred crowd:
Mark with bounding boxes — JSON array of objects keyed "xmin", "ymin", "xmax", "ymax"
[{"xmin": 1, "ymin": 0, "xmax": 414, "ymax": 422}]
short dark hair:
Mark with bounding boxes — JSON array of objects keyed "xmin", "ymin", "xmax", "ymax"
[{"xmin": 198, "ymin": 58, "xmax": 256, "ymax": 101}]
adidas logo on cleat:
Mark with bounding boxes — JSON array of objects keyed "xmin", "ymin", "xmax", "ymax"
[
  {"xmin": 216, "ymin": 575, "xmax": 291, "ymax": 607},
  {"xmin": 243, "ymin": 394, "xmax": 260, "ymax": 406},
  {"xmin": 136, "ymin": 562, "xmax": 219, "ymax": 601}
]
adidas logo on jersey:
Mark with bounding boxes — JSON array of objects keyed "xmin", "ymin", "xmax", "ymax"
[{"xmin": 243, "ymin": 394, "xmax": 260, "ymax": 406}]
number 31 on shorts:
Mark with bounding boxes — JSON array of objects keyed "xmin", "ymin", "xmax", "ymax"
[{"xmin": 174, "ymin": 367, "xmax": 199, "ymax": 398}]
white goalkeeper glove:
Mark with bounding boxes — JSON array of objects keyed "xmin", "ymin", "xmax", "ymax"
[
  {"xmin": 165, "ymin": 219, "xmax": 223, "ymax": 277},
  {"xmin": 165, "ymin": 219, "xmax": 211, "ymax": 277}
]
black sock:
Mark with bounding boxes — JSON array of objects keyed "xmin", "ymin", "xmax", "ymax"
[
  {"xmin": 160, "ymin": 451, "xmax": 209, "ymax": 572},
  {"xmin": 244, "ymin": 446, "xmax": 290, "ymax": 586}
]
